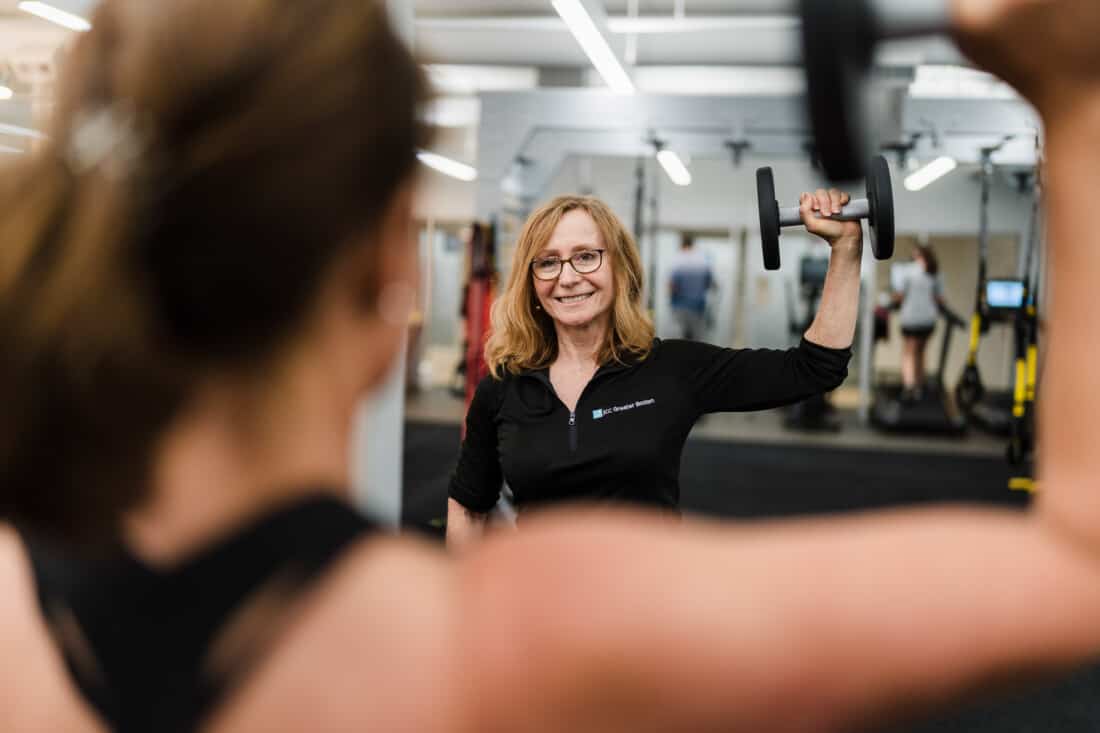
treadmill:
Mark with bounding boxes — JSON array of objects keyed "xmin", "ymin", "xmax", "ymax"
[
  {"xmin": 871, "ymin": 307, "xmax": 968, "ymax": 435},
  {"xmin": 966, "ymin": 279, "xmax": 1027, "ymax": 436}
]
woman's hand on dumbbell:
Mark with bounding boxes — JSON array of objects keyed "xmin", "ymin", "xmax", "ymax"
[{"xmin": 800, "ymin": 189, "xmax": 862, "ymax": 252}]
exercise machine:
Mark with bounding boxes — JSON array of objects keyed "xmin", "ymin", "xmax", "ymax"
[
  {"xmin": 870, "ymin": 302, "xmax": 967, "ymax": 435},
  {"xmin": 784, "ymin": 256, "xmax": 842, "ymax": 432}
]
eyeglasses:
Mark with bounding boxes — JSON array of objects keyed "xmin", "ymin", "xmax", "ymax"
[{"xmin": 531, "ymin": 249, "xmax": 605, "ymax": 281}]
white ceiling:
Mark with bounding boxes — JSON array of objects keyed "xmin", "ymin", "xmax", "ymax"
[
  {"xmin": 413, "ymin": 1, "xmax": 792, "ymax": 16},
  {"xmin": 411, "ymin": 0, "xmax": 966, "ymax": 68},
  {"xmin": 0, "ymin": 0, "xmax": 991, "ymax": 158}
]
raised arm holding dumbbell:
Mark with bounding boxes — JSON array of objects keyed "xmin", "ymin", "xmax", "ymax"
[
  {"xmin": 795, "ymin": 185, "xmax": 865, "ymax": 350},
  {"xmin": 757, "ymin": 155, "xmax": 896, "ymax": 349}
]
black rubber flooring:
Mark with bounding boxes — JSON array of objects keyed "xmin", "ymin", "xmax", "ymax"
[
  {"xmin": 401, "ymin": 420, "xmax": 1030, "ymax": 532},
  {"xmin": 401, "ymin": 420, "xmax": 1098, "ymax": 733}
]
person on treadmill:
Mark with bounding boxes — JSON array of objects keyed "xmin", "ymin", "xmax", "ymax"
[{"xmin": 893, "ymin": 244, "xmax": 947, "ymax": 402}]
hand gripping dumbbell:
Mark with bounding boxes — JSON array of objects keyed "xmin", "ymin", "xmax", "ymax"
[{"xmin": 757, "ymin": 154, "xmax": 895, "ymax": 271}]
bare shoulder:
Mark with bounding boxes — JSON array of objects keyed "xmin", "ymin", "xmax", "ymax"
[
  {"xmin": 208, "ymin": 533, "xmax": 470, "ymax": 733},
  {"xmin": 0, "ymin": 525, "xmax": 105, "ymax": 733}
]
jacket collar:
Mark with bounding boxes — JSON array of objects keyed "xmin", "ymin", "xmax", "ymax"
[{"xmin": 515, "ymin": 340, "xmax": 655, "ymax": 386}]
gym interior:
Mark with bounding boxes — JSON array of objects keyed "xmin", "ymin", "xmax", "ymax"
[
  {"xmin": 3, "ymin": 1, "xmax": 1092, "ymax": 730},
  {"xmin": 395, "ymin": 2, "xmax": 1042, "ymax": 531},
  {"xmin": 396, "ymin": 3, "xmax": 1078, "ymax": 728}
]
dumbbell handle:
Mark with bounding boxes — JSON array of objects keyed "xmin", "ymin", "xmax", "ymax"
[
  {"xmin": 869, "ymin": 0, "xmax": 951, "ymax": 39},
  {"xmin": 777, "ymin": 198, "xmax": 870, "ymax": 227}
]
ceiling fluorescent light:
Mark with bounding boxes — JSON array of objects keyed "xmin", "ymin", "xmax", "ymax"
[
  {"xmin": 551, "ymin": 0, "xmax": 635, "ymax": 95},
  {"xmin": 0, "ymin": 86, "xmax": 13, "ymax": 101},
  {"xmin": 0, "ymin": 123, "xmax": 45, "ymax": 140},
  {"xmin": 417, "ymin": 151, "xmax": 477, "ymax": 182},
  {"xmin": 903, "ymin": 156, "xmax": 957, "ymax": 191},
  {"xmin": 607, "ymin": 15, "xmax": 799, "ymax": 34},
  {"xmin": 18, "ymin": 2, "xmax": 91, "ymax": 31},
  {"xmin": 656, "ymin": 149, "xmax": 691, "ymax": 186}
]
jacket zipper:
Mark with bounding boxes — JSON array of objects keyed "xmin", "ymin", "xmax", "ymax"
[{"xmin": 557, "ymin": 368, "xmax": 621, "ymax": 455}]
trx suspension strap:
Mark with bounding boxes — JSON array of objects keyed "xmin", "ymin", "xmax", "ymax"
[
  {"xmin": 955, "ymin": 147, "xmax": 997, "ymax": 414},
  {"xmin": 1008, "ymin": 174, "xmax": 1040, "ymax": 467},
  {"xmin": 1009, "ymin": 141, "xmax": 1044, "ymax": 490}
]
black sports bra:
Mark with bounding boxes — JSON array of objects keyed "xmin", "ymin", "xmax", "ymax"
[{"xmin": 21, "ymin": 494, "xmax": 374, "ymax": 733}]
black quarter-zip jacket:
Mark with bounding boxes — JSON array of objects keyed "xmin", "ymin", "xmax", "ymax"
[{"xmin": 448, "ymin": 337, "xmax": 851, "ymax": 514}]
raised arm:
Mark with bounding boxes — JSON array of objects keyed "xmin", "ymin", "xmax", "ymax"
[
  {"xmin": 802, "ymin": 189, "xmax": 864, "ymax": 350},
  {"xmin": 951, "ymin": 0, "xmax": 1100, "ymax": 552},
  {"xmin": 460, "ymin": 506, "xmax": 1100, "ymax": 733},
  {"xmin": 1024, "ymin": 91, "xmax": 1100, "ymax": 551},
  {"xmin": 684, "ymin": 338, "xmax": 851, "ymax": 415},
  {"xmin": 461, "ymin": 4, "xmax": 1100, "ymax": 731}
]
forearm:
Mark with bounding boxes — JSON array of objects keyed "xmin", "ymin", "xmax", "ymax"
[
  {"xmin": 466, "ymin": 507, "xmax": 1100, "ymax": 733},
  {"xmin": 1035, "ymin": 95, "xmax": 1100, "ymax": 550},
  {"xmin": 445, "ymin": 498, "xmax": 489, "ymax": 553},
  {"xmin": 804, "ymin": 237, "xmax": 863, "ymax": 349}
]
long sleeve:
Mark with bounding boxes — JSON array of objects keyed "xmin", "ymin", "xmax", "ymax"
[
  {"xmin": 680, "ymin": 338, "xmax": 851, "ymax": 415},
  {"xmin": 448, "ymin": 375, "xmax": 504, "ymax": 513}
]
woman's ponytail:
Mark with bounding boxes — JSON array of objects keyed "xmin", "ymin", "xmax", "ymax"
[{"xmin": 0, "ymin": 138, "xmax": 182, "ymax": 544}]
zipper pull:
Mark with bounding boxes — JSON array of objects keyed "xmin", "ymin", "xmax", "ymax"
[{"xmin": 569, "ymin": 411, "xmax": 576, "ymax": 426}]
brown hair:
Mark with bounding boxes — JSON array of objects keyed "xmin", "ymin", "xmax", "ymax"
[
  {"xmin": 485, "ymin": 195, "xmax": 654, "ymax": 376},
  {"xmin": 916, "ymin": 244, "xmax": 939, "ymax": 275},
  {"xmin": 0, "ymin": 0, "xmax": 429, "ymax": 544}
]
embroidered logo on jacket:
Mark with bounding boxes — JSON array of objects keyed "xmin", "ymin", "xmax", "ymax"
[{"xmin": 592, "ymin": 398, "xmax": 656, "ymax": 420}]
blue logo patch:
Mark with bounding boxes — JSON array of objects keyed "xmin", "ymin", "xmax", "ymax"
[{"xmin": 591, "ymin": 399, "xmax": 656, "ymax": 421}]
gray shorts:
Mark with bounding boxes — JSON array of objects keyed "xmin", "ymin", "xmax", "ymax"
[{"xmin": 673, "ymin": 308, "xmax": 706, "ymax": 340}]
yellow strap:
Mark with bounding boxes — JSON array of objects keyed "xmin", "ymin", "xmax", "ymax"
[
  {"xmin": 1026, "ymin": 344, "xmax": 1038, "ymax": 401},
  {"xmin": 1009, "ymin": 477, "xmax": 1037, "ymax": 493},
  {"xmin": 1013, "ymin": 359, "xmax": 1026, "ymax": 416},
  {"xmin": 968, "ymin": 314, "xmax": 982, "ymax": 357}
]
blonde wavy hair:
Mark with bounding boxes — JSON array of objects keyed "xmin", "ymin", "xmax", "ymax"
[{"xmin": 485, "ymin": 195, "xmax": 655, "ymax": 377}]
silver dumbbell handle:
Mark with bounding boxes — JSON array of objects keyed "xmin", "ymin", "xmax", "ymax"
[
  {"xmin": 778, "ymin": 198, "xmax": 870, "ymax": 227},
  {"xmin": 869, "ymin": 0, "xmax": 951, "ymax": 39}
]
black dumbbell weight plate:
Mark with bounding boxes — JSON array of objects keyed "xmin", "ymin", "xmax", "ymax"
[
  {"xmin": 866, "ymin": 155, "xmax": 895, "ymax": 261},
  {"xmin": 757, "ymin": 166, "xmax": 781, "ymax": 270},
  {"xmin": 800, "ymin": 0, "xmax": 876, "ymax": 182}
]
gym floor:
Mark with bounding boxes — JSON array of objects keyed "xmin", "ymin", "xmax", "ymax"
[{"xmin": 402, "ymin": 388, "xmax": 1099, "ymax": 733}]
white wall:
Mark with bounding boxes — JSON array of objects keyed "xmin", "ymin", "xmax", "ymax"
[
  {"xmin": 414, "ymin": 125, "xmax": 478, "ymax": 222},
  {"xmin": 415, "ymin": 168, "xmax": 477, "ymax": 222}
]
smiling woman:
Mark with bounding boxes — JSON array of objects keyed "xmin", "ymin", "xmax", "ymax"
[
  {"xmin": 486, "ymin": 196, "xmax": 652, "ymax": 375},
  {"xmin": 446, "ymin": 193, "xmax": 862, "ymax": 549}
]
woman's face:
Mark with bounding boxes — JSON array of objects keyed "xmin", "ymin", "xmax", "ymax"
[{"xmin": 531, "ymin": 209, "xmax": 615, "ymax": 331}]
